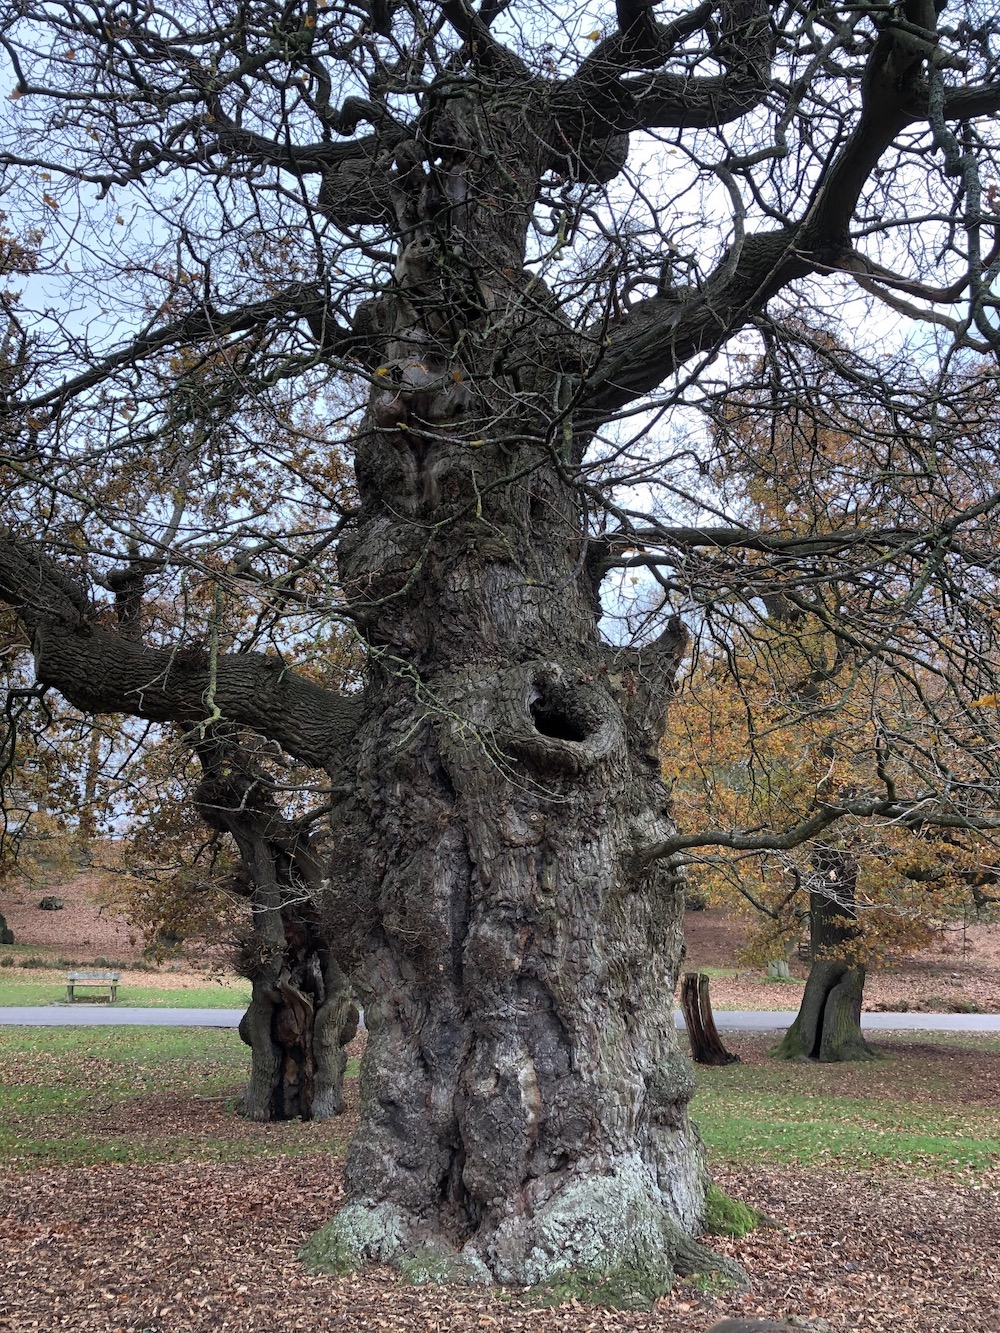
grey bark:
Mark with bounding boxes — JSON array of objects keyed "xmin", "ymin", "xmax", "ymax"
[{"xmin": 297, "ymin": 90, "xmax": 715, "ymax": 1293}]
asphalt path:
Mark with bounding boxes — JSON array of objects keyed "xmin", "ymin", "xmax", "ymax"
[
  {"xmin": 0, "ymin": 1005, "xmax": 247, "ymax": 1027},
  {"xmin": 2, "ymin": 1006, "xmax": 1000, "ymax": 1032}
]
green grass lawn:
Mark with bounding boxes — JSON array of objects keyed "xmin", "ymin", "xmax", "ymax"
[
  {"xmin": 1, "ymin": 1027, "xmax": 247, "ymax": 1166},
  {"xmin": 0, "ymin": 1026, "xmax": 360, "ymax": 1168},
  {"xmin": 691, "ymin": 1032, "xmax": 1000, "ymax": 1173},
  {"xmin": 878, "ymin": 1027, "xmax": 1000, "ymax": 1054},
  {"xmin": 0, "ymin": 942, "xmax": 251, "ymax": 1008},
  {"xmin": 3, "ymin": 1025, "xmax": 999, "ymax": 1181},
  {"xmin": 0, "ymin": 977, "xmax": 250, "ymax": 1008}
]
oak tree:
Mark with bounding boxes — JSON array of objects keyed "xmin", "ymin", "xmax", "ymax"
[
  {"xmin": 665, "ymin": 338, "xmax": 1000, "ymax": 1061},
  {"xmin": 2, "ymin": 0, "xmax": 1000, "ymax": 1298}
]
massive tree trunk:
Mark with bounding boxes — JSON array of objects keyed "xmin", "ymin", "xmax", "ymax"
[
  {"xmin": 773, "ymin": 849, "xmax": 876, "ymax": 1062},
  {"xmin": 301, "ymin": 92, "xmax": 722, "ymax": 1300},
  {"xmin": 310, "ymin": 626, "xmax": 713, "ymax": 1293},
  {"xmin": 311, "ymin": 649, "xmax": 711, "ymax": 1293}
]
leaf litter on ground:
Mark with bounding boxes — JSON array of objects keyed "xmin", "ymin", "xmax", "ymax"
[{"xmin": 3, "ymin": 1030, "xmax": 1000, "ymax": 1332}]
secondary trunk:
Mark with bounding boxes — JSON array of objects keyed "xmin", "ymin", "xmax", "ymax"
[
  {"xmin": 773, "ymin": 850, "xmax": 876, "ymax": 1062},
  {"xmin": 302, "ymin": 90, "xmax": 724, "ymax": 1300},
  {"xmin": 195, "ymin": 733, "xmax": 359, "ymax": 1121},
  {"xmin": 236, "ymin": 910, "xmax": 359, "ymax": 1122}
]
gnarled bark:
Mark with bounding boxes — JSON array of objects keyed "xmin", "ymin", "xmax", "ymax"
[
  {"xmin": 0, "ymin": 527, "xmax": 362, "ymax": 772},
  {"xmin": 309, "ymin": 623, "xmax": 713, "ymax": 1290},
  {"xmin": 236, "ymin": 915, "xmax": 359, "ymax": 1122},
  {"xmin": 196, "ymin": 732, "xmax": 360, "ymax": 1121},
  {"xmin": 296, "ymin": 91, "xmax": 724, "ymax": 1299},
  {"xmin": 0, "ymin": 0, "xmax": 978, "ymax": 1301}
]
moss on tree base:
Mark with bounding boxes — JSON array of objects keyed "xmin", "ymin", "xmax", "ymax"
[
  {"xmin": 702, "ymin": 1185, "xmax": 769, "ymax": 1238},
  {"xmin": 299, "ymin": 1178, "xmax": 749, "ymax": 1310}
]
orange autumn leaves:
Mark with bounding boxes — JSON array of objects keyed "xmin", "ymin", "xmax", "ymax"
[
  {"xmin": 663, "ymin": 622, "xmax": 980, "ymax": 968},
  {"xmin": 661, "ymin": 340, "xmax": 1000, "ymax": 967}
]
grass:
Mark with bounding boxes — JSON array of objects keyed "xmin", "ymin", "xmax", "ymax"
[
  {"xmin": 0, "ymin": 1026, "xmax": 359, "ymax": 1169},
  {"xmin": 880, "ymin": 1028, "xmax": 1000, "ymax": 1054},
  {"xmin": 0, "ymin": 942, "xmax": 97, "ymax": 964},
  {"xmin": 695, "ymin": 1096, "xmax": 1000, "ymax": 1171},
  {"xmin": 0, "ymin": 943, "xmax": 250, "ymax": 1008},
  {"xmin": 691, "ymin": 1033, "xmax": 1000, "ymax": 1173},
  {"xmin": 0, "ymin": 1025, "xmax": 247, "ymax": 1063},
  {"xmin": 702, "ymin": 1184, "xmax": 767, "ymax": 1237},
  {"xmin": 0, "ymin": 977, "xmax": 250, "ymax": 1008},
  {"xmin": 4, "ymin": 1022, "xmax": 1000, "ymax": 1181}
]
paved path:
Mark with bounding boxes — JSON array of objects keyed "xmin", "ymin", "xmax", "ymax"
[
  {"xmin": 2, "ymin": 1006, "xmax": 1000, "ymax": 1033},
  {"xmin": 0, "ymin": 1006, "xmax": 246, "ymax": 1027},
  {"xmin": 712, "ymin": 1010, "xmax": 1000, "ymax": 1033}
]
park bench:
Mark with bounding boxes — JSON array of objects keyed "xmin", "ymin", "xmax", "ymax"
[{"xmin": 65, "ymin": 970, "xmax": 121, "ymax": 1003}]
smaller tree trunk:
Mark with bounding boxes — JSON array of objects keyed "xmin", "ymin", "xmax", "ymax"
[
  {"xmin": 772, "ymin": 959, "xmax": 876, "ymax": 1061},
  {"xmin": 194, "ymin": 727, "xmax": 360, "ymax": 1120},
  {"xmin": 76, "ymin": 726, "xmax": 103, "ymax": 846},
  {"xmin": 680, "ymin": 972, "xmax": 740, "ymax": 1066},
  {"xmin": 773, "ymin": 855, "xmax": 876, "ymax": 1062},
  {"xmin": 236, "ymin": 914, "xmax": 359, "ymax": 1122}
]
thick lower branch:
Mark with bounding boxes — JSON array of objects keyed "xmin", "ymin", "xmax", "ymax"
[{"xmin": 0, "ymin": 531, "xmax": 361, "ymax": 769}]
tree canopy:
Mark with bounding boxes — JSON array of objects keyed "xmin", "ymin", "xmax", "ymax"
[{"xmin": 666, "ymin": 346, "xmax": 1000, "ymax": 964}]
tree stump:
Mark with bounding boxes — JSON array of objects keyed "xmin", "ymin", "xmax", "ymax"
[{"xmin": 680, "ymin": 972, "xmax": 740, "ymax": 1066}]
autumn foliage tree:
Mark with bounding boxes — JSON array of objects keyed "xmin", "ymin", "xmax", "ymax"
[
  {"xmin": 667, "ymin": 615, "xmax": 990, "ymax": 1059},
  {"xmin": 1, "ymin": 0, "xmax": 1000, "ymax": 1300},
  {"xmin": 665, "ymin": 341, "xmax": 1000, "ymax": 1059}
]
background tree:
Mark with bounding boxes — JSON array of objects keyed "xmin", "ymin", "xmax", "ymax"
[
  {"xmin": 665, "ymin": 340, "xmax": 1000, "ymax": 1059},
  {"xmin": 94, "ymin": 719, "xmax": 363, "ymax": 1120},
  {"xmin": 666, "ymin": 618, "xmax": 988, "ymax": 1061},
  {"xmin": 1, "ymin": 0, "xmax": 1000, "ymax": 1300}
]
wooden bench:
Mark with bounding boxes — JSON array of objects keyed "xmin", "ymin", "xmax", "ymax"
[{"xmin": 65, "ymin": 970, "xmax": 121, "ymax": 1003}]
